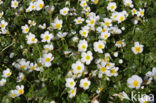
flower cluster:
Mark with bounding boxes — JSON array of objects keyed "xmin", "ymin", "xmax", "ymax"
[{"xmin": 0, "ymin": 0, "xmax": 155, "ymax": 103}]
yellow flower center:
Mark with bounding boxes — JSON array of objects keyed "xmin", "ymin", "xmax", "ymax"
[
  {"xmin": 55, "ymin": 23, "xmax": 61, "ymax": 29},
  {"xmin": 85, "ymin": 55, "xmax": 90, "ymax": 60},
  {"xmin": 126, "ymin": 3, "xmax": 130, "ymax": 6},
  {"xmin": 25, "ymin": 28, "xmax": 29, "ymax": 32},
  {"xmin": 110, "ymin": 5, "xmax": 115, "ymax": 10},
  {"xmin": 81, "ymin": 45, "xmax": 86, "ymax": 49},
  {"xmin": 70, "ymin": 89, "xmax": 75, "ymax": 94},
  {"xmin": 140, "ymin": 11, "xmax": 144, "ymax": 16},
  {"xmin": 39, "ymin": 3, "xmax": 43, "ymax": 8},
  {"xmin": 135, "ymin": 46, "xmax": 141, "ymax": 52},
  {"xmin": 144, "ymin": 101, "xmax": 149, "ymax": 103},
  {"xmin": 63, "ymin": 10, "xmax": 67, "ymax": 14},
  {"xmin": 18, "ymin": 89, "xmax": 23, "ymax": 94},
  {"xmin": 132, "ymin": 10, "xmax": 136, "ymax": 14},
  {"xmin": 83, "ymin": 82, "xmax": 88, "ymax": 87},
  {"xmin": 0, "ymin": 24, "xmax": 5, "ymax": 28},
  {"xmin": 30, "ymin": 66, "xmax": 35, "ymax": 70},
  {"xmin": 31, "ymin": 5, "xmax": 35, "ymax": 9},
  {"xmin": 116, "ymin": 41, "xmax": 122, "ymax": 45},
  {"xmin": 90, "ymin": 20, "xmax": 95, "ymax": 25},
  {"xmin": 6, "ymin": 72, "xmax": 11, "ymax": 77},
  {"xmin": 44, "ymin": 35, "xmax": 50, "ymax": 40},
  {"xmin": 76, "ymin": 66, "xmax": 81, "ymax": 71},
  {"xmin": 113, "ymin": 15, "xmax": 117, "ymax": 18},
  {"xmin": 98, "ymin": 44, "xmax": 103, "ymax": 49},
  {"xmin": 77, "ymin": 20, "xmax": 82, "ymax": 23},
  {"xmin": 14, "ymin": 2, "xmax": 18, "ymax": 6},
  {"xmin": 31, "ymin": 38, "xmax": 35, "ymax": 42},
  {"xmin": 132, "ymin": 80, "xmax": 139, "ymax": 87},
  {"xmin": 100, "ymin": 67, "xmax": 106, "ymax": 72},
  {"xmin": 82, "ymin": 31, "xmax": 87, "ymax": 35},
  {"xmin": 102, "ymin": 29, "xmax": 106, "ymax": 32},
  {"xmin": 20, "ymin": 65, "xmax": 26, "ymax": 69},
  {"xmin": 105, "ymin": 22, "xmax": 110, "ymax": 26},
  {"xmin": 104, "ymin": 35, "xmax": 108, "ymax": 39},
  {"xmin": 110, "ymin": 69, "xmax": 116, "ymax": 74},
  {"xmin": 119, "ymin": 16, "xmax": 124, "ymax": 21},
  {"xmin": 93, "ymin": 0, "xmax": 98, "ymax": 4},
  {"xmin": 82, "ymin": 2, "xmax": 86, "ymax": 6},
  {"xmin": 70, "ymin": 82, "xmax": 74, "ymax": 86},
  {"xmin": 98, "ymin": 87, "xmax": 103, "ymax": 91},
  {"xmin": 11, "ymin": 93, "xmax": 16, "ymax": 98},
  {"xmin": 45, "ymin": 58, "xmax": 50, "ymax": 62}
]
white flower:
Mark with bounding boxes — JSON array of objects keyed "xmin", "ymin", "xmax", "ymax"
[
  {"xmin": 99, "ymin": 32, "xmax": 110, "ymax": 40},
  {"xmin": 41, "ymin": 31, "xmax": 54, "ymax": 43},
  {"xmin": 80, "ymin": 78, "xmax": 91, "ymax": 90},
  {"xmin": 9, "ymin": 90, "xmax": 18, "ymax": 98},
  {"xmin": 116, "ymin": 13, "xmax": 126, "ymax": 23},
  {"xmin": 86, "ymin": 18, "xmax": 96, "ymax": 27},
  {"xmin": 57, "ymin": 32, "xmax": 67, "ymax": 39},
  {"xmin": 113, "ymin": 91, "xmax": 130, "ymax": 101},
  {"xmin": 115, "ymin": 40, "xmax": 126, "ymax": 48},
  {"xmin": 98, "ymin": 63, "xmax": 109, "ymax": 75},
  {"xmin": 96, "ymin": 87, "xmax": 103, "ymax": 94},
  {"xmin": 91, "ymin": 0, "xmax": 99, "ymax": 5},
  {"xmin": 127, "ymin": 75, "xmax": 143, "ymax": 89},
  {"xmin": 68, "ymin": 88, "xmax": 77, "ymax": 98},
  {"xmin": 65, "ymin": 78, "xmax": 76, "ymax": 89},
  {"xmin": 109, "ymin": 67, "xmax": 119, "ymax": 76},
  {"xmin": 0, "ymin": 78, "xmax": 6, "ymax": 86},
  {"xmin": 137, "ymin": 8, "xmax": 145, "ymax": 17},
  {"xmin": 113, "ymin": 52, "xmax": 118, "ymax": 57},
  {"xmin": 131, "ymin": 8, "xmax": 137, "ymax": 15},
  {"xmin": 103, "ymin": 18, "xmax": 112, "ymax": 27},
  {"xmin": 43, "ymin": 43, "xmax": 54, "ymax": 53},
  {"xmin": 2, "ymin": 68, "xmax": 12, "ymax": 78},
  {"xmin": 78, "ymin": 39, "xmax": 88, "ymax": 52},
  {"xmin": 11, "ymin": 0, "xmax": 19, "ymax": 9},
  {"xmin": 0, "ymin": 11, "xmax": 4, "ymax": 18},
  {"xmin": 41, "ymin": 53, "xmax": 54, "ymax": 67},
  {"xmin": 119, "ymin": 59, "xmax": 123, "ymax": 64},
  {"xmin": 26, "ymin": 33, "xmax": 38, "ymax": 44},
  {"xmin": 72, "ymin": 36, "xmax": 79, "ymax": 42},
  {"xmin": 79, "ymin": 28, "xmax": 89, "ymax": 37},
  {"xmin": 39, "ymin": 23, "xmax": 46, "ymax": 29},
  {"xmin": 16, "ymin": 85, "xmax": 24, "ymax": 95},
  {"xmin": 14, "ymin": 58, "xmax": 30, "ymax": 70},
  {"xmin": 28, "ymin": 2, "xmax": 36, "ymax": 11},
  {"xmin": 123, "ymin": 0, "xmax": 133, "ymax": 8},
  {"xmin": 93, "ymin": 99, "xmax": 99, "ymax": 103},
  {"xmin": 17, "ymin": 72, "xmax": 25, "ymax": 82},
  {"xmin": 74, "ymin": 17, "xmax": 85, "ymax": 24},
  {"xmin": 50, "ymin": 100, "xmax": 56, "ymax": 103},
  {"xmin": 72, "ymin": 61, "xmax": 84, "ymax": 74},
  {"xmin": 107, "ymin": 2, "xmax": 117, "ymax": 12},
  {"xmin": 0, "ymin": 20, "xmax": 8, "ymax": 30},
  {"xmin": 35, "ymin": 0, "xmax": 44, "ymax": 11},
  {"xmin": 9, "ymin": 52, "xmax": 15, "ymax": 58},
  {"xmin": 60, "ymin": 7, "xmax": 69, "ymax": 16},
  {"xmin": 21, "ymin": 24, "xmax": 29, "ymax": 34},
  {"xmin": 28, "ymin": 20, "xmax": 36, "ymax": 26},
  {"xmin": 93, "ymin": 40, "xmax": 105, "ymax": 53},
  {"xmin": 139, "ymin": 94, "xmax": 151, "ymax": 103},
  {"xmin": 29, "ymin": 63, "xmax": 37, "ymax": 72},
  {"xmin": 132, "ymin": 42, "xmax": 144, "ymax": 54},
  {"xmin": 52, "ymin": 17, "xmax": 63, "ymax": 30},
  {"xmin": 81, "ymin": 51, "xmax": 93, "ymax": 65},
  {"xmin": 80, "ymin": 1, "xmax": 87, "ymax": 7}
]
